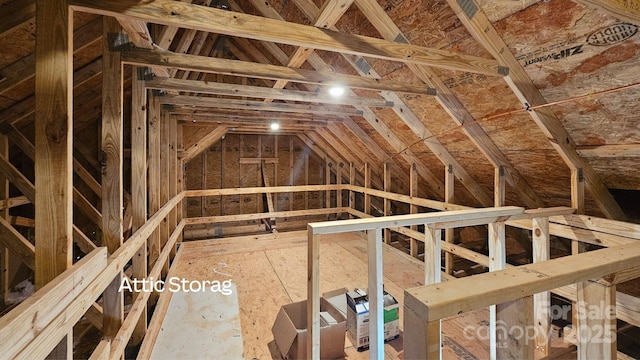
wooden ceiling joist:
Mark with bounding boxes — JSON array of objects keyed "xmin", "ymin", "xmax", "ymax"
[
  {"xmin": 68, "ymin": 0, "xmax": 505, "ymax": 76},
  {"xmin": 158, "ymin": 94, "xmax": 363, "ymax": 117},
  {"xmin": 350, "ymin": 0, "xmax": 544, "ymax": 208},
  {"xmin": 122, "ymin": 47, "xmax": 435, "ymax": 95},
  {"xmin": 145, "ymin": 77, "xmax": 394, "ymax": 108},
  {"xmin": 446, "ymin": 0, "xmax": 627, "ymax": 220},
  {"xmin": 264, "ymin": 0, "xmax": 355, "ymax": 99}
]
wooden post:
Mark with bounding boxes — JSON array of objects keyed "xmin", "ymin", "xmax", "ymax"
[
  {"xmin": 307, "ymin": 229, "xmax": 320, "ymax": 359},
  {"xmin": 148, "ymin": 94, "xmax": 161, "ymax": 281},
  {"xmin": 130, "ymin": 65, "xmax": 148, "ymax": 345},
  {"xmin": 160, "ymin": 108, "xmax": 170, "ymax": 275},
  {"xmin": 336, "ymin": 163, "xmax": 343, "ymax": 210},
  {"xmin": 349, "ymin": 162, "xmax": 355, "ymax": 217},
  {"xmin": 289, "ymin": 137, "xmax": 294, "ymax": 211},
  {"xmin": 533, "ymin": 217, "xmax": 550, "ymax": 356},
  {"xmin": 304, "ymin": 149, "xmax": 309, "ymax": 210},
  {"xmin": 410, "ymin": 164, "xmax": 419, "ymax": 257},
  {"xmin": 0, "ymin": 135, "xmax": 8, "ymax": 306},
  {"xmin": 364, "ymin": 162, "xmax": 371, "ymax": 215},
  {"xmin": 444, "ymin": 164, "xmax": 455, "ymax": 274},
  {"xmin": 490, "ymin": 166, "xmax": 506, "ymax": 359},
  {"xmin": 571, "ymin": 168, "xmax": 586, "ymax": 331},
  {"xmin": 325, "ymin": 159, "xmax": 331, "ymax": 211},
  {"xmin": 424, "ymin": 226, "xmax": 442, "ymax": 358},
  {"xmin": 169, "ymin": 115, "xmax": 178, "ymax": 258},
  {"xmin": 177, "ymin": 123, "xmax": 184, "ymax": 243},
  {"xmin": 34, "ymin": 0, "xmax": 74, "ymax": 356},
  {"xmin": 496, "ymin": 296, "xmax": 535, "ymax": 359},
  {"xmin": 383, "ymin": 163, "xmax": 391, "ymax": 243},
  {"xmin": 368, "ymin": 228, "xmax": 384, "ymax": 359},
  {"xmin": 101, "ymin": 16, "xmax": 125, "ymax": 340},
  {"xmin": 576, "ymin": 281, "xmax": 617, "ymax": 360}
]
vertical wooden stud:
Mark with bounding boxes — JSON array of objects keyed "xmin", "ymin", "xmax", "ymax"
[
  {"xmin": 489, "ymin": 220, "xmax": 506, "ymax": 359},
  {"xmin": 325, "ymin": 159, "xmax": 331, "ymax": 210},
  {"xmin": 0, "ymin": 135, "xmax": 8, "ymax": 306},
  {"xmin": 349, "ymin": 162, "xmax": 355, "ymax": 217},
  {"xmin": 169, "ymin": 114, "xmax": 178, "ymax": 257},
  {"xmin": 444, "ymin": 164, "xmax": 455, "ymax": 274},
  {"xmin": 576, "ymin": 281, "xmax": 616, "ymax": 360},
  {"xmin": 424, "ymin": 226, "xmax": 442, "ymax": 358},
  {"xmin": 101, "ymin": 16, "xmax": 124, "ymax": 340},
  {"xmin": 532, "ymin": 217, "xmax": 550, "ymax": 356},
  {"xmin": 336, "ymin": 163, "xmax": 342, "ymax": 210},
  {"xmin": 410, "ymin": 164, "xmax": 419, "ymax": 257},
  {"xmin": 289, "ymin": 137, "xmax": 294, "ymax": 211},
  {"xmin": 177, "ymin": 123, "xmax": 184, "ymax": 243},
  {"xmin": 364, "ymin": 162, "xmax": 371, "ymax": 215},
  {"xmin": 148, "ymin": 94, "xmax": 161, "ymax": 282},
  {"xmin": 130, "ymin": 66, "xmax": 148, "ymax": 345},
  {"xmin": 496, "ymin": 296, "xmax": 535, "ymax": 359},
  {"xmin": 495, "ymin": 165, "xmax": 505, "ymax": 207},
  {"xmin": 383, "ymin": 163, "xmax": 391, "ymax": 243},
  {"xmin": 160, "ymin": 109, "xmax": 170, "ymax": 275},
  {"xmin": 307, "ymin": 229, "xmax": 320, "ymax": 359},
  {"xmin": 368, "ymin": 228, "xmax": 384, "ymax": 359}
]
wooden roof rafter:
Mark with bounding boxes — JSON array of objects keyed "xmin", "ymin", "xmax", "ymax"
[
  {"xmin": 350, "ymin": 0, "xmax": 546, "ymax": 209},
  {"xmin": 67, "ymin": 0, "xmax": 506, "ymax": 76},
  {"xmin": 446, "ymin": 0, "xmax": 627, "ymax": 220}
]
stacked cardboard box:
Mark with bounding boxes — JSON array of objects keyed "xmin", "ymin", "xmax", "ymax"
[{"xmin": 346, "ymin": 289, "xmax": 400, "ymax": 351}]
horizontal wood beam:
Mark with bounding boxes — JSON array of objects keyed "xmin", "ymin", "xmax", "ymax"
[
  {"xmin": 405, "ymin": 240, "xmax": 640, "ymax": 322},
  {"xmin": 145, "ymin": 77, "xmax": 394, "ymax": 108},
  {"xmin": 185, "ymin": 184, "xmax": 343, "ymax": 197},
  {"xmin": 122, "ymin": 47, "xmax": 435, "ymax": 95},
  {"xmin": 309, "ymin": 206, "xmax": 523, "ymax": 234},
  {"xmin": 185, "ymin": 207, "xmax": 350, "ymax": 225},
  {"xmin": 577, "ymin": 144, "xmax": 640, "ymax": 157},
  {"xmin": 159, "ymin": 94, "xmax": 362, "ymax": 117},
  {"xmin": 0, "ymin": 248, "xmax": 108, "ymax": 358},
  {"xmin": 174, "ymin": 112, "xmax": 334, "ymax": 126},
  {"xmin": 69, "ymin": 0, "xmax": 504, "ymax": 76}
]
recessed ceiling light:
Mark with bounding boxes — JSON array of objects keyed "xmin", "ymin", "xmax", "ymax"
[
  {"xmin": 270, "ymin": 122, "xmax": 280, "ymax": 131},
  {"xmin": 329, "ymin": 85, "xmax": 346, "ymax": 97}
]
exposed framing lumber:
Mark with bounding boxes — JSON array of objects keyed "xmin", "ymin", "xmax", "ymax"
[
  {"xmin": 122, "ymin": 47, "xmax": 434, "ymax": 95},
  {"xmin": 574, "ymin": 0, "xmax": 640, "ymax": 24},
  {"xmin": 352, "ymin": 0, "xmax": 545, "ymax": 209},
  {"xmin": 265, "ymin": 0, "xmax": 354, "ymax": 97},
  {"xmin": 533, "ymin": 216, "xmax": 551, "ymax": 357},
  {"xmin": 69, "ymin": 0, "xmax": 504, "ymax": 76},
  {"xmin": 444, "ymin": 165, "xmax": 455, "ymax": 274},
  {"xmin": 148, "ymin": 94, "xmax": 162, "ymax": 272},
  {"xmin": 185, "ymin": 207, "xmax": 349, "ymax": 225},
  {"xmin": 446, "ymin": 0, "xmax": 626, "ymax": 220},
  {"xmin": 130, "ymin": 66, "xmax": 148, "ymax": 345},
  {"xmin": 34, "ymin": 19, "xmax": 73, "ymax": 360},
  {"xmin": 181, "ymin": 125, "xmax": 228, "ymax": 163},
  {"xmin": 577, "ymin": 143, "xmax": 640, "ymax": 157},
  {"xmin": 146, "ymin": 77, "xmax": 394, "ymax": 108},
  {"xmin": 159, "ymin": 94, "xmax": 362, "ymax": 117},
  {"xmin": 101, "ymin": 16, "xmax": 125, "ymax": 339}
]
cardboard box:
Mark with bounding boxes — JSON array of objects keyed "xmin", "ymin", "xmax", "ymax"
[
  {"xmin": 346, "ymin": 289, "xmax": 400, "ymax": 351},
  {"xmin": 272, "ymin": 297, "xmax": 347, "ymax": 359}
]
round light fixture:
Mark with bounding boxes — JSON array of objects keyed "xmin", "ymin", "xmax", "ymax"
[
  {"xmin": 329, "ymin": 85, "xmax": 346, "ymax": 97},
  {"xmin": 270, "ymin": 122, "xmax": 280, "ymax": 131}
]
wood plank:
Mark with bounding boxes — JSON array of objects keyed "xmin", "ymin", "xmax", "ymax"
[
  {"xmin": 146, "ymin": 77, "xmax": 393, "ymax": 108},
  {"xmin": 185, "ymin": 207, "xmax": 350, "ymax": 225},
  {"xmin": 160, "ymin": 108, "xmax": 171, "ymax": 275},
  {"xmin": 383, "ymin": 163, "xmax": 391, "ymax": 243},
  {"xmin": 123, "ymin": 47, "xmax": 435, "ymax": 95},
  {"xmin": 148, "ymin": 95, "xmax": 162, "ymax": 271},
  {"xmin": 404, "ymin": 240, "xmax": 640, "ymax": 322},
  {"xmin": 0, "ymin": 0, "xmax": 35, "ymax": 35},
  {"xmin": 577, "ymin": 143, "xmax": 640, "ymax": 158},
  {"xmin": 576, "ymin": 281, "xmax": 617, "ymax": 360},
  {"xmin": 34, "ymin": 22, "xmax": 73, "ymax": 360},
  {"xmin": 184, "ymin": 184, "xmax": 343, "ymax": 197},
  {"xmin": 0, "ymin": 217, "xmax": 35, "ymax": 269},
  {"xmin": 130, "ymin": 66, "xmax": 148, "ymax": 345},
  {"xmin": 69, "ymin": 0, "xmax": 503, "ymax": 76},
  {"xmin": 532, "ymin": 217, "xmax": 551, "ymax": 357},
  {"xmin": 446, "ymin": 0, "xmax": 626, "ymax": 220},
  {"xmin": 181, "ymin": 126, "xmax": 228, "ymax": 163},
  {"xmin": 364, "ymin": 163, "xmax": 371, "ymax": 215},
  {"xmin": 160, "ymin": 94, "xmax": 362, "ymax": 117},
  {"xmin": 101, "ymin": 17, "xmax": 125, "ymax": 340},
  {"xmin": 307, "ymin": 230, "xmax": 320, "ymax": 359},
  {"xmin": 0, "ymin": 248, "xmax": 107, "ymax": 359},
  {"xmin": 572, "ymin": 168, "xmax": 585, "ymax": 215},
  {"xmin": 444, "ymin": 165, "xmax": 455, "ymax": 274},
  {"xmin": 309, "ymin": 206, "xmax": 523, "ymax": 234}
]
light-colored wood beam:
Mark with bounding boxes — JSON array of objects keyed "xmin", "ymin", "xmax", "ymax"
[
  {"xmin": 69, "ymin": 0, "xmax": 504, "ymax": 76},
  {"xmin": 130, "ymin": 66, "xmax": 148, "ymax": 345},
  {"xmin": 181, "ymin": 126, "xmax": 228, "ymax": 163},
  {"xmin": 446, "ymin": 0, "xmax": 626, "ymax": 220},
  {"xmin": 34, "ymin": 0, "xmax": 73, "ymax": 357},
  {"xmin": 573, "ymin": 0, "xmax": 640, "ymax": 24},
  {"xmin": 122, "ymin": 47, "xmax": 434, "ymax": 95},
  {"xmin": 533, "ymin": 217, "xmax": 551, "ymax": 357},
  {"xmin": 577, "ymin": 143, "xmax": 640, "ymax": 157},
  {"xmin": 159, "ymin": 94, "xmax": 362, "ymax": 117},
  {"xmin": 444, "ymin": 165, "xmax": 455, "ymax": 274},
  {"xmin": 146, "ymin": 77, "xmax": 393, "ymax": 108}
]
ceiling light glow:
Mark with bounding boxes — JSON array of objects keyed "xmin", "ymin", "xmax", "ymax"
[
  {"xmin": 270, "ymin": 122, "xmax": 280, "ymax": 131},
  {"xmin": 329, "ymin": 86, "xmax": 346, "ymax": 97}
]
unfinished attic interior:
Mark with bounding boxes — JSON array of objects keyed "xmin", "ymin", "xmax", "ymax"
[{"xmin": 2, "ymin": 0, "xmax": 640, "ymax": 358}]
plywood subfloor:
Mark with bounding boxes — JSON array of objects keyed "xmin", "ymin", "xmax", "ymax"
[{"xmin": 168, "ymin": 230, "xmax": 574, "ymax": 359}]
